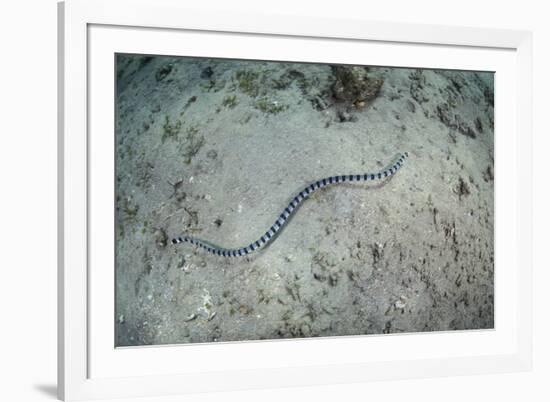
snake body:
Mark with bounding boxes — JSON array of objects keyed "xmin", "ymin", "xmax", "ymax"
[{"xmin": 172, "ymin": 152, "xmax": 408, "ymax": 257}]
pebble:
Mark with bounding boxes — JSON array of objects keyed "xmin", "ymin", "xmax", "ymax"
[
  {"xmin": 184, "ymin": 313, "xmax": 197, "ymax": 322},
  {"xmin": 395, "ymin": 297, "xmax": 407, "ymax": 309}
]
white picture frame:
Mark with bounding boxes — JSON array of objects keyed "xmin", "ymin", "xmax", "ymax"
[{"xmin": 58, "ymin": 0, "xmax": 533, "ymax": 400}]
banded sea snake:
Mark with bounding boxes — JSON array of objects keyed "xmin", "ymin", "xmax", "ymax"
[{"xmin": 171, "ymin": 152, "xmax": 408, "ymax": 257}]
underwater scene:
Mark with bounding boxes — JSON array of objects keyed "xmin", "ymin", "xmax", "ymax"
[{"xmin": 115, "ymin": 54, "xmax": 494, "ymax": 346}]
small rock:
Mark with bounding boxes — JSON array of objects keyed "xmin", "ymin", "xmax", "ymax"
[
  {"xmin": 155, "ymin": 63, "xmax": 173, "ymax": 82},
  {"xmin": 153, "ymin": 228, "xmax": 168, "ymax": 249},
  {"xmin": 395, "ymin": 299, "xmax": 407, "ymax": 309}
]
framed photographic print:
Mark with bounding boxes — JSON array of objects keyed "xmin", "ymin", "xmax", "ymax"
[{"xmin": 58, "ymin": 0, "xmax": 533, "ymax": 400}]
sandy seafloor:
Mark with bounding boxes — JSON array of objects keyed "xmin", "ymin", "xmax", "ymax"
[{"xmin": 114, "ymin": 54, "xmax": 494, "ymax": 346}]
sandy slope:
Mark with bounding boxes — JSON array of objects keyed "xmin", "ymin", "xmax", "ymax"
[{"xmin": 114, "ymin": 55, "xmax": 494, "ymax": 346}]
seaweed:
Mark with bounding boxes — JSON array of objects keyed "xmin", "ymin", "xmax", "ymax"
[
  {"xmin": 161, "ymin": 115, "xmax": 182, "ymax": 143},
  {"xmin": 254, "ymin": 97, "xmax": 288, "ymax": 114},
  {"xmin": 120, "ymin": 197, "xmax": 139, "ymax": 228},
  {"xmin": 235, "ymin": 70, "xmax": 261, "ymax": 97},
  {"xmin": 221, "ymin": 94, "xmax": 238, "ymax": 109},
  {"xmin": 181, "ymin": 125, "xmax": 205, "ymax": 164},
  {"xmin": 200, "ymin": 79, "xmax": 226, "ymax": 92},
  {"xmin": 454, "ymin": 177, "xmax": 471, "ymax": 200}
]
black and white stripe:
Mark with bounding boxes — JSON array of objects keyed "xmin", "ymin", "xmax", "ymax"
[{"xmin": 172, "ymin": 152, "xmax": 409, "ymax": 257}]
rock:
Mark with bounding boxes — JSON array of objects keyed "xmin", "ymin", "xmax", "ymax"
[
  {"xmin": 155, "ymin": 63, "xmax": 173, "ymax": 82},
  {"xmin": 409, "ymin": 70, "xmax": 430, "ymax": 103},
  {"xmin": 330, "ymin": 65, "xmax": 383, "ymax": 106}
]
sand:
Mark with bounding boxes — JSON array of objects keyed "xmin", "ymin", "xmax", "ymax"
[{"xmin": 114, "ymin": 54, "xmax": 494, "ymax": 346}]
